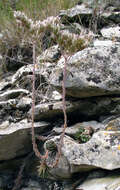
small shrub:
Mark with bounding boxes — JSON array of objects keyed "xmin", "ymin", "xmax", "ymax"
[{"xmin": 74, "ymin": 127, "xmax": 93, "ymax": 143}]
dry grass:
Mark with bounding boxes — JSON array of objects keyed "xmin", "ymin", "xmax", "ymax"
[
  {"xmin": 0, "ymin": 0, "xmax": 79, "ymax": 23},
  {"xmin": 0, "ymin": 0, "xmax": 79, "ymax": 54}
]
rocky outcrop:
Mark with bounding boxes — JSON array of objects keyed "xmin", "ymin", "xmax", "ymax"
[
  {"xmin": 50, "ymin": 43, "xmax": 120, "ymax": 98},
  {"xmin": 0, "ymin": 0, "xmax": 120, "ymax": 190},
  {"xmin": 45, "ymin": 119, "xmax": 120, "ymax": 178},
  {"xmin": 77, "ymin": 173, "xmax": 120, "ymax": 190}
]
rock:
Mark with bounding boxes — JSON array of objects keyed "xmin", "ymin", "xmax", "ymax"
[
  {"xmin": 101, "ymin": 26, "xmax": 120, "ymax": 40},
  {"xmin": 60, "ymin": 23, "xmax": 84, "ymax": 35},
  {"xmin": 51, "ymin": 91, "xmax": 62, "ymax": 101},
  {"xmin": 1, "ymin": 1, "xmax": 120, "ymax": 188},
  {"xmin": 0, "ymin": 98, "xmax": 32, "ymax": 123},
  {"xmin": 53, "ymin": 121, "xmax": 104, "ymax": 135},
  {"xmin": 21, "ymin": 178, "xmax": 63, "ymax": 190},
  {"xmin": 53, "ymin": 121, "xmax": 102, "ymax": 143},
  {"xmin": 11, "ymin": 64, "xmax": 45, "ymax": 91},
  {"xmin": 93, "ymin": 39, "xmax": 113, "ymax": 47},
  {"xmin": 0, "ymin": 119, "xmax": 49, "ymax": 160},
  {"xmin": 11, "ymin": 64, "xmax": 33, "ymax": 84},
  {"xmin": 37, "ymin": 45, "xmax": 61, "ymax": 63},
  {"xmin": 0, "ymin": 173, "xmax": 13, "ymax": 190},
  {"xmin": 0, "ymin": 119, "xmax": 49, "ymax": 135},
  {"xmin": 59, "ymin": 2, "xmax": 120, "ymax": 28},
  {"xmin": 104, "ymin": 117, "xmax": 120, "ymax": 131},
  {"xmin": 50, "ymin": 43, "xmax": 120, "ymax": 98},
  {"xmin": 77, "ymin": 0, "xmax": 120, "ymax": 8},
  {"xmin": 76, "ymin": 175, "xmax": 120, "ymax": 190},
  {"xmin": 0, "ymin": 80, "xmax": 12, "ymax": 91},
  {"xmin": 28, "ymin": 100, "xmax": 81, "ymax": 121},
  {"xmin": 29, "ymin": 97, "xmax": 120, "ymax": 122},
  {"xmin": 45, "ymin": 126, "xmax": 120, "ymax": 178},
  {"xmin": 16, "ymin": 97, "xmax": 32, "ymax": 109},
  {"xmin": 102, "ymin": 10, "xmax": 120, "ymax": 24},
  {"xmin": 5, "ymin": 45, "xmax": 33, "ymax": 71},
  {"xmin": 0, "ymin": 89, "xmax": 29, "ymax": 101},
  {"xmin": 21, "ymin": 188, "xmax": 40, "ymax": 190},
  {"xmin": 59, "ymin": 4, "xmax": 93, "ymax": 25},
  {"xmin": 21, "ymin": 179, "xmax": 42, "ymax": 190}
]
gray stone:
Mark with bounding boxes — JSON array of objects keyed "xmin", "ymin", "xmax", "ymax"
[
  {"xmin": 29, "ymin": 97, "xmax": 120, "ymax": 122},
  {"xmin": 11, "ymin": 64, "xmax": 45, "ymax": 91},
  {"xmin": 101, "ymin": 26, "xmax": 120, "ymax": 39},
  {"xmin": 5, "ymin": 45, "xmax": 33, "ymax": 71},
  {"xmin": 0, "ymin": 80, "xmax": 12, "ymax": 91},
  {"xmin": 59, "ymin": 4, "xmax": 93, "ymax": 25},
  {"xmin": 59, "ymin": 1, "xmax": 120, "ymax": 28},
  {"xmin": 11, "ymin": 64, "xmax": 33, "ymax": 84},
  {"xmin": 0, "ymin": 89, "xmax": 29, "ymax": 101},
  {"xmin": 76, "ymin": 175, "xmax": 120, "ymax": 190},
  {"xmin": 53, "ymin": 120, "xmax": 103, "ymax": 135},
  {"xmin": 45, "ymin": 122, "xmax": 120, "ymax": 178},
  {"xmin": 0, "ymin": 119, "xmax": 49, "ymax": 160},
  {"xmin": 50, "ymin": 43, "xmax": 120, "ymax": 98},
  {"xmin": 93, "ymin": 39, "xmax": 113, "ymax": 47},
  {"xmin": 37, "ymin": 45, "xmax": 61, "ymax": 63},
  {"xmin": 0, "ymin": 98, "xmax": 31, "ymax": 123},
  {"xmin": 29, "ymin": 101, "xmax": 80, "ymax": 121},
  {"xmin": 102, "ymin": 11, "xmax": 120, "ymax": 24},
  {"xmin": 59, "ymin": 4, "xmax": 92, "ymax": 18}
]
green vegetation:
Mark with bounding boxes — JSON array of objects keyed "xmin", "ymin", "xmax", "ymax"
[
  {"xmin": 74, "ymin": 127, "xmax": 92, "ymax": 143},
  {"xmin": 53, "ymin": 28, "xmax": 87, "ymax": 53},
  {"xmin": 46, "ymin": 140, "xmax": 57, "ymax": 152}
]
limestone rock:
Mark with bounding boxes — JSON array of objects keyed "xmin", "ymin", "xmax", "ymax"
[
  {"xmin": 29, "ymin": 97, "xmax": 120, "ymax": 122},
  {"xmin": 93, "ymin": 39, "xmax": 113, "ymax": 47},
  {"xmin": 5, "ymin": 45, "xmax": 33, "ymax": 71},
  {"xmin": 76, "ymin": 175, "xmax": 120, "ymax": 190},
  {"xmin": 59, "ymin": 2, "xmax": 120, "ymax": 28},
  {"xmin": 50, "ymin": 43, "xmax": 120, "ymax": 98},
  {"xmin": 11, "ymin": 64, "xmax": 45, "ymax": 91},
  {"xmin": 101, "ymin": 26, "xmax": 120, "ymax": 39},
  {"xmin": 59, "ymin": 4, "xmax": 92, "ymax": 25},
  {"xmin": 29, "ymin": 101, "xmax": 80, "ymax": 121},
  {"xmin": 0, "ymin": 119, "xmax": 49, "ymax": 160},
  {"xmin": 37, "ymin": 45, "xmax": 61, "ymax": 63},
  {"xmin": 0, "ymin": 89, "xmax": 29, "ymax": 101},
  {"xmin": 45, "ymin": 127, "xmax": 120, "ymax": 178},
  {"xmin": 53, "ymin": 120, "xmax": 104, "ymax": 135}
]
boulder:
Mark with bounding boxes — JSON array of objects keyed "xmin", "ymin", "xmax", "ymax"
[
  {"xmin": 53, "ymin": 121, "xmax": 101, "ymax": 139},
  {"xmin": 0, "ymin": 89, "xmax": 29, "ymax": 101},
  {"xmin": 0, "ymin": 119, "xmax": 49, "ymax": 160},
  {"xmin": 76, "ymin": 175, "xmax": 120, "ymax": 190},
  {"xmin": 5, "ymin": 45, "xmax": 33, "ymax": 71},
  {"xmin": 28, "ymin": 100, "xmax": 83, "ymax": 121},
  {"xmin": 29, "ymin": 97, "xmax": 120, "ymax": 122},
  {"xmin": 59, "ymin": 4, "xmax": 93, "ymax": 25},
  {"xmin": 0, "ymin": 97, "xmax": 32, "ymax": 124},
  {"xmin": 37, "ymin": 45, "xmax": 61, "ymax": 63},
  {"xmin": 101, "ymin": 26, "xmax": 120, "ymax": 40},
  {"xmin": 59, "ymin": 2, "xmax": 120, "ymax": 28},
  {"xmin": 45, "ymin": 118, "xmax": 120, "ymax": 178},
  {"xmin": 50, "ymin": 43, "xmax": 120, "ymax": 98}
]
